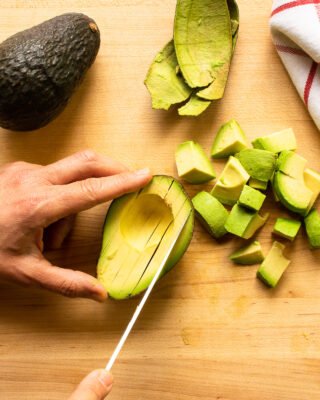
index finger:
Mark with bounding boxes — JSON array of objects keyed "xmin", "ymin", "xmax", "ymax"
[
  {"xmin": 43, "ymin": 150, "xmax": 129, "ymax": 184},
  {"xmin": 41, "ymin": 168, "xmax": 152, "ymax": 225}
]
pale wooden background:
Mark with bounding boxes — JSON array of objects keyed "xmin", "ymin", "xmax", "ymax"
[{"xmin": 0, "ymin": 1, "xmax": 320, "ymax": 399}]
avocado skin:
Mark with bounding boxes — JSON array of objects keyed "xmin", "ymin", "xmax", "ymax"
[{"xmin": 0, "ymin": 13, "xmax": 100, "ymax": 131}]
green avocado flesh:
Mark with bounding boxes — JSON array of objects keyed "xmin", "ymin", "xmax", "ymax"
[
  {"xmin": 230, "ymin": 241, "xmax": 264, "ymax": 265},
  {"xmin": 277, "ymin": 151, "xmax": 306, "ymax": 180},
  {"xmin": 0, "ymin": 13, "xmax": 100, "ymax": 131},
  {"xmin": 192, "ymin": 191, "xmax": 228, "ymax": 238},
  {"xmin": 238, "ymin": 185, "xmax": 266, "ymax": 211},
  {"xmin": 273, "ymin": 217, "xmax": 301, "ymax": 241},
  {"xmin": 252, "ymin": 128, "xmax": 297, "ymax": 153},
  {"xmin": 235, "ymin": 149, "xmax": 277, "ymax": 182},
  {"xmin": 174, "ymin": 0, "xmax": 232, "ymax": 90},
  {"xmin": 304, "ymin": 168, "xmax": 320, "ymax": 214},
  {"xmin": 249, "ymin": 178, "xmax": 268, "ymax": 191},
  {"xmin": 175, "ymin": 141, "xmax": 216, "ymax": 184},
  {"xmin": 144, "ymin": 40, "xmax": 192, "ymax": 110},
  {"xmin": 304, "ymin": 209, "xmax": 320, "ymax": 249},
  {"xmin": 273, "ymin": 172, "xmax": 313, "ymax": 215},
  {"xmin": 224, "ymin": 204, "xmax": 269, "ymax": 239},
  {"xmin": 257, "ymin": 241, "xmax": 291, "ymax": 288},
  {"xmin": 211, "ymin": 119, "xmax": 248, "ymax": 159},
  {"xmin": 97, "ymin": 176, "xmax": 194, "ymax": 299},
  {"xmin": 211, "ymin": 156, "xmax": 249, "ymax": 205}
]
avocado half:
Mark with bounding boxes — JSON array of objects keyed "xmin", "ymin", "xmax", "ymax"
[
  {"xmin": 97, "ymin": 175, "xmax": 194, "ymax": 300},
  {"xmin": 0, "ymin": 13, "xmax": 100, "ymax": 131}
]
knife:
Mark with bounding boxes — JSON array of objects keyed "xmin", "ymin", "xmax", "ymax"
[{"xmin": 105, "ymin": 210, "xmax": 191, "ymax": 371}]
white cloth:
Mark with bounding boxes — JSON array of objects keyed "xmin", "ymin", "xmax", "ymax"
[{"xmin": 270, "ymin": 0, "xmax": 320, "ymax": 129}]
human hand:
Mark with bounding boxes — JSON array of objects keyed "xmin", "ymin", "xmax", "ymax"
[
  {"xmin": 0, "ymin": 150, "xmax": 152, "ymax": 300},
  {"xmin": 69, "ymin": 369, "xmax": 113, "ymax": 400}
]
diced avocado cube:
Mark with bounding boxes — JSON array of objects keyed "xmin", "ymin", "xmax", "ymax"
[
  {"xmin": 211, "ymin": 156, "xmax": 250, "ymax": 206},
  {"xmin": 175, "ymin": 141, "xmax": 216, "ymax": 184},
  {"xmin": 273, "ymin": 171, "xmax": 313, "ymax": 215},
  {"xmin": 273, "ymin": 217, "xmax": 301, "ymax": 241},
  {"xmin": 225, "ymin": 204, "xmax": 269, "ymax": 239},
  {"xmin": 238, "ymin": 185, "xmax": 266, "ymax": 211},
  {"xmin": 192, "ymin": 191, "xmax": 228, "ymax": 238},
  {"xmin": 243, "ymin": 212, "xmax": 269, "ymax": 239},
  {"xmin": 276, "ymin": 150, "xmax": 306, "ymax": 180},
  {"xmin": 252, "ymin": 128, "xmax": 297, "ymax": 153},
  {"xmin": 249, "ymin": 178, "xmax": 268, "ymax": 191},
  {"xmin": 230, "ymin": 240, "xmax": 264, "ymax": 265},
  {"xmin": 304, "ymin": 168, "xmax": 320, "ymax": 214},
  {"xmin": 235, "ymin": 149, "xmax": 277, "ymax": 182},
  {"xmin": 257, "ymin": 241, "xmax": 291, "ymax": 288},
  {"xmin": 304, "ymin": 209, "xmax": 320, "ymax": 249},
  {"xmin": 211, "ymin": 119, "xmax": 248, "ymax": 159}
]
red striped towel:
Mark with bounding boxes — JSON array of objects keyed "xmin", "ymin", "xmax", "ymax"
[{"xmin": 270, "ymin": 0, "xmax": 320, "ymax": 129}]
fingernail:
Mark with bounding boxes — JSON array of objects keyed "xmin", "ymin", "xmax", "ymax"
[
  {"xmin": 135, "ymin": 167, "xmax": 150, "ymax": 176},
  {"xmin": 90, "ymin": 280, "xmax": 108, "ymax": 302},
  {"xmin": 98, "ymin": 370, "xmax": 113, "ymax": 389}
]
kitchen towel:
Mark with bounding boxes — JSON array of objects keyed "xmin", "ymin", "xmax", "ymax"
[{"xmin": 270, "ymin": 0, "xmax": 320, "ymax": 130}]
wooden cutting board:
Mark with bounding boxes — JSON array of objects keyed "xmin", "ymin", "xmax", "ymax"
[{"xmin": 0, "ymin": 1, "xmax": 320, "ymax": 399}]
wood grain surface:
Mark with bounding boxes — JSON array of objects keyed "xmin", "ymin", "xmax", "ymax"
[{"xmin": 0, "ymin": 1, "xmax": 320, "ymax": 399}]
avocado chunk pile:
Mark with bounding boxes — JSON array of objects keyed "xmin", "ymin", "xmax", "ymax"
[
  {"xmin": 97, "ymin": 176, "xmax": 194, "ymax": 299},
  {"xmin": 144, "ymin": 0, "xmax": 239, "ymax": 116},
  {"xmin": 175, "ymin": 120, "xmax": 320, "ymax": 288}
]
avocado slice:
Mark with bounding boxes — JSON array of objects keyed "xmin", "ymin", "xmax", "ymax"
[
  {"xmin": 197, "ymin": 0, "xmax": 238, "ymax": 100},
  {"xmin": 97, "ymin": 176, "xmax": 194, "ymax": 299},
  {"xmin": 211, "ymin": 156, "xmax": 250, "ymax": 205},
  {"xmin": 238, "ymin": 185, "xmax": 266, "ymax": 211},
  {"xmin": 273, "ymin": 172, "xmax": 313, "ymax": 215},
  {"xmin": 174, "ymin": 0, "xmax": 232, "ymax": 90},
  {"xmin": 257, "ymin": 241, "xmax": 291, "ymax": 288},
  {"xmin": 192, "ymin": 191, "xmax": 228, "ymax": 238},
  {"xmin": 304, "ymin": 209, "xmax": 320, "ymax": 249},
  {"xmin": 252, "ymin": 128, "xmax": 297, "ymax": 153},
  {"xmin": 230, "ymin": 241, "xmax": 264, "ymax": 265},
  {"xmin": 235, "ymin": 149, "xmax": 277, "ymax": 182},
  {"xmin": 273, "ymin": 217, "xmax": 301, "ymax": 241},
  {"xmin": 211, "ymin": 119, "xmax": 248, "ymax": 159},
  {"xmin": 175, "ymin": 141, "xmax": 216, "ymax": 184},
  {"xmin": 178, "ymin": 93, "xmax": 211, "ymax": 116},
  {"xmin": 0, "ymin": 13, "xmax": 100, "ymax": 131},
  {"xmin": 144, "ymin": 40, "xmax": 192, "ymax": 111},
  {"xmin": 276, "ymin": 150, "xmax": 306, "ymax": 180},
  {"xmin": 224, "ymin": 204, "xmax": 269, "ymax": 239},
  {"xmin": 248, "ymin": 178, "xmax": 268, "ymax": 191},
  {"xmin": 304, "ymin": 168, "xmax": 320, "ymax": 214}
]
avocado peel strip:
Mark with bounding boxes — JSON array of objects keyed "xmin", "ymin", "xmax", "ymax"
[
  {"xmin": 178, "ymin": 92, "xmax": 211, "ymax": 116},
  {"xmin": 144, "ymin": 40, "xmax": 192, "ymax": 110},
  {"xmin": 174, "ymin": 0, "xmax": 232, "ymax": 89},
  {"xmin": 144, "ymin": 0, "xmax": 238, "ymax": 116}
]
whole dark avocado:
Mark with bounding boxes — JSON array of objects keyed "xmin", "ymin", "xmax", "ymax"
[{"xmin": 0, "ymin": 13, "xmax": 100, "ymax": 131}]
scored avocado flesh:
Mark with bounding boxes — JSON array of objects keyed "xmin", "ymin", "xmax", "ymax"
[{"xmin": 97, "ymin": 176, "xmax": 193, "ymax": 299}]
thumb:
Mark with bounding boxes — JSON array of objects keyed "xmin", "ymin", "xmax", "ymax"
[
  {"xmin": 69, "ymin": 370, "xmax": 113, "ymax": 400},
  {"xmin": 30, "ymin": 258, "xmax": 107, "ymax": 302}
]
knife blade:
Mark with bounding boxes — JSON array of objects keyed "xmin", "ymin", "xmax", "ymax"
[{"xmin": 105, "ymin": 210, "xmax": 191, "ymax": 371}]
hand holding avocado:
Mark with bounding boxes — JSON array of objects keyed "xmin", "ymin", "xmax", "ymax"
[{"xmin": 0, "ymin": 150, "xmax": 151, "ymax": 299}]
